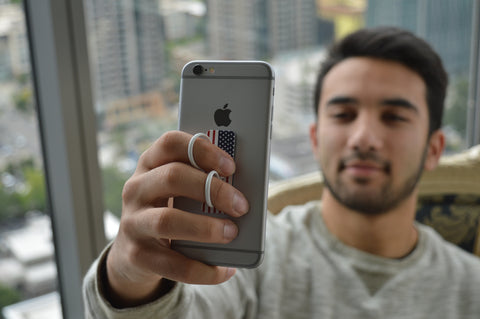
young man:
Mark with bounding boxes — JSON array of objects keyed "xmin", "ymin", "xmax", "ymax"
[{"xmin": 83, "ymin": 27, "xmax": 480, "ymax": 318}]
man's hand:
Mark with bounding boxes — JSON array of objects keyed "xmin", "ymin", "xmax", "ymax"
[{"xmin": 105, "ymin": 131, "xmax": 249, "ymax": 307}]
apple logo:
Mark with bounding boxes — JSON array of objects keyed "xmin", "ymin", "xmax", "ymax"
[{"xmin": 214, "ymin": 103, "xmax": 232, "ymax": 127}]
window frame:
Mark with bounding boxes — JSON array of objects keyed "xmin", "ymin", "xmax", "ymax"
[{"xmin": 24, "ymin": 0, "xmax": 106, "ymax": 318}]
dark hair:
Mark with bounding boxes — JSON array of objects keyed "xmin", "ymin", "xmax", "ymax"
[{"xmin": 313, "ymin": 26, "xmax": 448, "ymax": 135}]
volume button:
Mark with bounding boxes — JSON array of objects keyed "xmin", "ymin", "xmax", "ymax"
[
  {"xmin": 270, "ymin": 114, "xmax": 273, "ymax": 140},
  {"xmin": 270, "ymin": 101, "xmax": 274, "ymax": 139}
]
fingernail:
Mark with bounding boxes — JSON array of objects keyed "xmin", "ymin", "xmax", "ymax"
[
  {"xmin": 223, "ymin": 222, "xmax": 238, "ymax": 240},
  {"xmin": 233, "ymin": 193, "xmax": 249, "ymax": 216},
  {"xmin": 226, "ymin": 268, "xmax": 236, "ymax": 279},
  {"xmin": 219, "ymin": 156, "xmax": 235, "ymax": 175}
]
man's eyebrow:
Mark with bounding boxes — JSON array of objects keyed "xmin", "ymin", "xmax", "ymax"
[
  {"xmin": 381, "ymin": 98, "xmax": 419, "ymax": 113},
  {"xmin": 325, "ymin": 96, "xmax": 420, "ymax": 114},
  {"xmin": 326, "ymin": 96, "xmax": 359, "ymax": 106}
]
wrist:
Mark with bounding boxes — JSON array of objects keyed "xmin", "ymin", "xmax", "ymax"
[{"xmin": 101, "ymin": 249, "xmax": 169, "ymax": 308}]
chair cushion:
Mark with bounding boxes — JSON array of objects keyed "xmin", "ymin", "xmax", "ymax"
[{"xmin": 416, "ymin": 194, "xmax": 480, "ymax": 254}]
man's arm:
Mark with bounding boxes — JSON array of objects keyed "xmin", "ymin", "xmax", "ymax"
[
  {"xmin": 83, "ymin": 130, "xmax": 250, "ymax": 315},
  {"xmin": 83, "ymin": 243, "xmax": 259, "ymax": 319}
]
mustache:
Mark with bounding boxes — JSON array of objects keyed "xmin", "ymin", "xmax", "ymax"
[{"xmin": 339, "ymin": 151, "xmax": 391, "ymax": 173}]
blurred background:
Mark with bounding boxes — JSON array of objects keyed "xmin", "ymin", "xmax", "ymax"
[{"xmin": 0, "ymin": 0, "xmax": 478, "ymax": 317}]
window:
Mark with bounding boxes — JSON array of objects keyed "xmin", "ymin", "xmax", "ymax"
[
  {"xmin": 85, "ymin": 0, "xmax": 480, "ymax": 207},
  {"xmin": 3, "ymin": 1, "xmax": 108, "ymax": 318},
  {"xmin": 0, "ymin": 1, "xmax": 61, "ymax": 318},
  {"xmin": 1, "ymin": 0, "xmax": 479, "ymax": 318}
]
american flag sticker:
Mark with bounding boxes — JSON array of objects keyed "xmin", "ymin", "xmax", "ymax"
[{"xmin": 202, "ymin": 130, "xmax": 236, "ymax": 214}]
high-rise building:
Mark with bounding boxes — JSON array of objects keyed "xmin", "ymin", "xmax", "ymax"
[
  {"xmin": 365, "ymin": 0, "xmax": 473, "ymax": 76},
  {"xmin": 0, "ymin": 4, "xmax": 29, "ymax": 81},
  {"xmin": 207, "ymin": 0, "xmax": 330, "ymax": 60},
  {"xmin": 84, "ymin": 0, "xmax": 167, "ymax": 113},
  {"xmin": 160, "ymin": 0, "xmax": 205, "ymax": 41},
  {"xmin": 268, "ymin": 0, "xmax": 322, "ymax": 56}
]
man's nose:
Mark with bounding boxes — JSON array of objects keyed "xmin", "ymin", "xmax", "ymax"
[{"xmin": 346, "ymin": 114, "xmax": 384, "ymax": 153}]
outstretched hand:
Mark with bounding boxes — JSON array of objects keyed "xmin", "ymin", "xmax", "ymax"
[{"xmin": 105, "ymin": 130, "xmax": 249, "ymax": 307}]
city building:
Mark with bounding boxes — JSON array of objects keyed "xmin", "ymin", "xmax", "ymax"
[
  {"xmin": 103, "ymin": 90, "xmax": 168, "ymax": 129},
  {"xmin": 0, "ymin": 213, "xmax": 57, "ymax": 298},
  {"xmin": 160, "ymin": 0, "xmax": 205, "ymax": 41},
  {"xmin": 270, "ymin": 49, "xmax": 324, "ymax": 140},
  {"xmin": 0, "ymin": 212, "xmax": 120, "ymax": 318},
  {"xmin": 0, "ymin": 4, "xmax": 29, "ymax": 81},
  {"xmin": 206, "ymin": 0, "xmax": 332, "ymax": 60},
  {"xmin": 160, "ymin": 0, "xmax": 208, "ymax": 74},
  {"xmin": 84, "ymin": 0, "xmax": 167, "ymax": 119},
  {"xmin": 365, "ymin": 0, "xmax": 474, "ymax": 76},
  {"xmin": 268, "ymin": 49, "xmax": 325, "ymax": 181}
]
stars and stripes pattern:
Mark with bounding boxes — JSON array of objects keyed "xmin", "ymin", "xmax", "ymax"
[{"xmin": 202, "ymin": 130, "xmax": 236, "ymax": 214}]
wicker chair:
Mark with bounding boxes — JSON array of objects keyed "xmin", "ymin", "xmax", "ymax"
[{"xmin": 268, "ymin": 145, "xmax": 480, "ymax": 257}]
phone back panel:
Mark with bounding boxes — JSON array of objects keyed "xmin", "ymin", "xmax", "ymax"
[{"xmin": 172, "ymin": 61, "xmax": 274, "ymax": 267}]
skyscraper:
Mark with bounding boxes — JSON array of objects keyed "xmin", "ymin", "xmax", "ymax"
[
  {"xmin": 0, "ymin": 4, "xmax": 29, "ymax": 81},
  {"xmin": 365, "ymin": 0, "xmax": 473, "ymax": 76},
  {"xmin": 207, "ymin": 0, "xmax": 327, "ymax": 60},
  {"xmin": 84, "ymin": 0, "xmax": 167, "ymax": 113}
]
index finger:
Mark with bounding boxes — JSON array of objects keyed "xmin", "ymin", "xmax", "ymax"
[{"xmin": 137, "ymin": 131, "xmax": 235, "ymax": 176}]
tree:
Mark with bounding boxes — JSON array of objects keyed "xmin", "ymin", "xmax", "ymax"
[
  {"xmin": 0, "ymin": 159, "xmax": 47, "ymax": 224},
  {"xmin": 101, "ymin": 166, "xmax": 129, "ymax": 218},
  {"xmin": 0, "ymin": 184, "xmax": 25, "ymax": 222},
  {"xmin": 12, "ymin": 87, "xmax": 34, "ymax": 115},
  {"xmin": 18, "ymin": 167, "xmax": 47, "ymax": 213},
  {"xmin": 0, "ymin": 283, "xmax": 21, "ymax": 318}
]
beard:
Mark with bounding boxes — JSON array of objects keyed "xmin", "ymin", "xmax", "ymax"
[{"xmin": 321, "ymin": 147, "xmax": 428, "ymax": 215}]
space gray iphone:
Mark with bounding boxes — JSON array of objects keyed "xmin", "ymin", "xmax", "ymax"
[{"xmin": 172, "ymin": 60, "xmax": 275, "ymax": 268}]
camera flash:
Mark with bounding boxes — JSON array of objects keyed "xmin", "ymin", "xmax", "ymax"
[{"xmin": 209, "ymin": 67, "xmax": 215, "ymax": 74}]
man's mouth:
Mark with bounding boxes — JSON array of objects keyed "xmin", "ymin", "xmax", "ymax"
[{"xmin": 338, "ymin": 153, "xmax": 391, "ymax": 175}]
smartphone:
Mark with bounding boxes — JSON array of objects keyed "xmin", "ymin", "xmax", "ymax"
[{"xmin": 172, "ymin": 60, "xmax": 275, "ymax": 268}]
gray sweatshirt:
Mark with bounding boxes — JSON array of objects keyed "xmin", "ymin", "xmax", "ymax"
[{"xmin": 83, "ymin": 201, "xmax": 480, "ymax": 318}]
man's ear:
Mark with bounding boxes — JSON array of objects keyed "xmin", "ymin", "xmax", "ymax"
[
  {"xmin": 309, "ymin": 122, "xmax": 319, "ymax": 158},
  {"xmin": 424, "ymin": 129, "xmax": 445, "ymax": 171}
]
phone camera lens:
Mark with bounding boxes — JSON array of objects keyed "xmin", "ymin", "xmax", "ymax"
[{"xmin": 193, "ymin": 64, "xmax": 203, "ymax": 75}]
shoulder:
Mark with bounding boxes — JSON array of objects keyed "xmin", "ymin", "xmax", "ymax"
[
  {"xmin": 258, "ymin": 201, "xmax": 323, "ymax": 281},
  {"xmin": 418, "ymin": 223, "xmax": 480, "ymax": 276},
  {"xmin": 267, "ymin": 200, "xmax": 321, "ymax": 231},
  {"xmin": 263, "ymin": 200, "xmax": 322, "ymax": 260}
]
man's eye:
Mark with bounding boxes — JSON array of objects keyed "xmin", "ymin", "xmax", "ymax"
[
  {"xmin": 332, "ymin": 112, "xmax": 354, "ymax": 120},
  {"xmin": 383, "ymin": 113, "xmax": 408, "ymax": 122}
]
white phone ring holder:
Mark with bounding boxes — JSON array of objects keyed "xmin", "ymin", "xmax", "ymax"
[
  {"xmin": 188, "ymin": 133, "xmax": 210, "ymax": 170},
  {"xmin": 204, "ymin": 170, "xmax": 219, "ymax": 208}
]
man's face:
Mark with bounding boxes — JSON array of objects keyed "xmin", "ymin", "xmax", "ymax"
[{"xmin": 310, "ymin": 57, "xmax": 444, "ymax": 215}]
